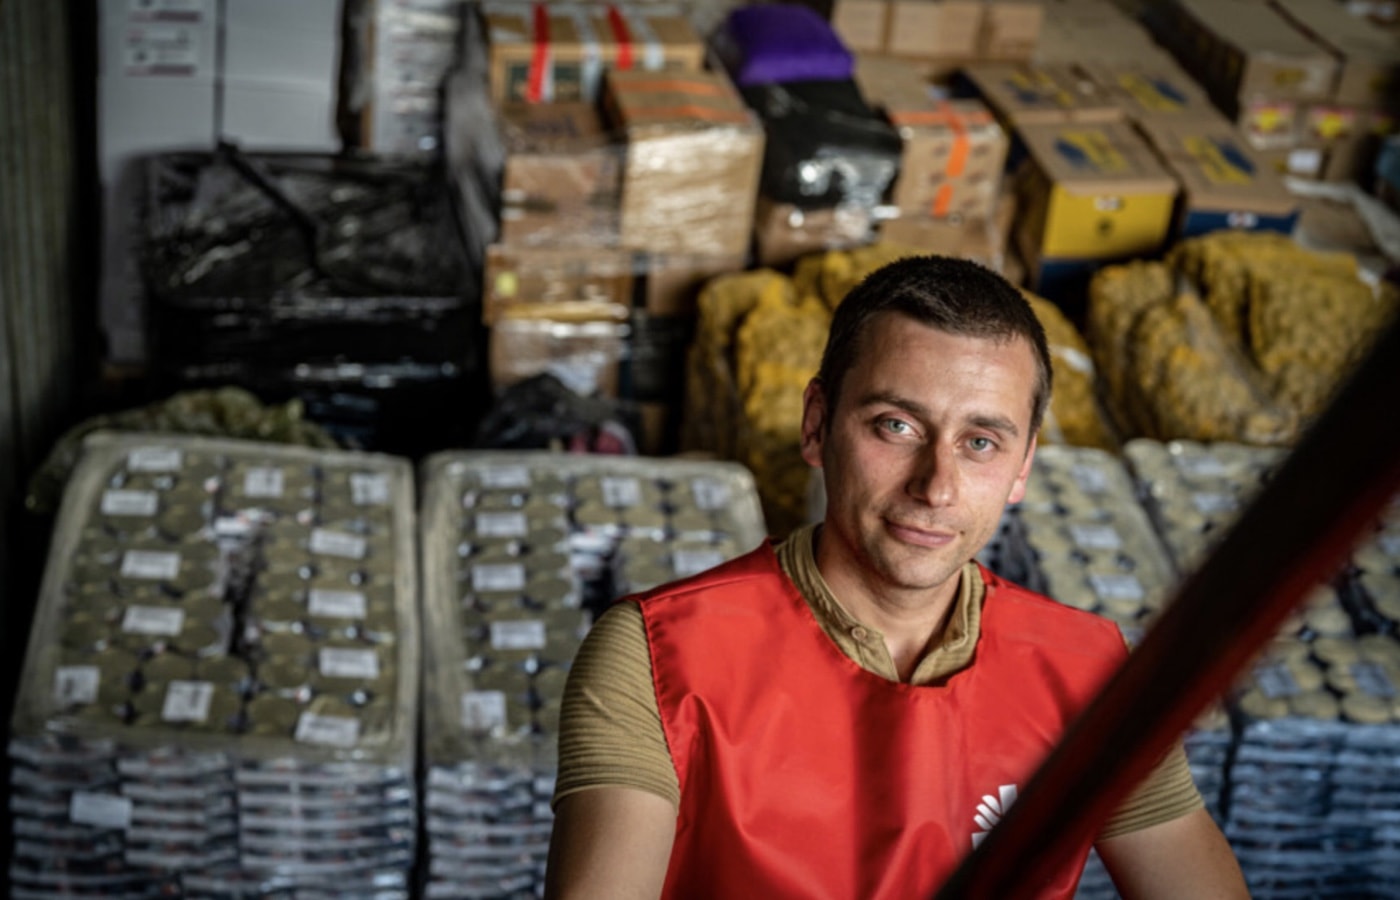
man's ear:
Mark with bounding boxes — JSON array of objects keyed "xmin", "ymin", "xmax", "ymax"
[
  {"xmin": 800, "ymin": 379, "xmax": 828, "ymax": 469},
  {"xmin": 1007, "ymin": 434, "xmax": 1038, "ymax": 504}
]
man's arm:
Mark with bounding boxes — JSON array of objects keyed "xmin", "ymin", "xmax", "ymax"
[
  {"xmin": 1096, "ymin": 807, "xmax": 1250, "ymax": 899},
  {"xmin": 544, "ymin": 787, "xmax": 676, "ymax": 900}
]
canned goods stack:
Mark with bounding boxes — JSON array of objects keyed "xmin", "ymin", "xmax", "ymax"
[
  {"xmin": 419, "ymin": 452, "xmax": 767, "ymax": 899},
  {"xmin": 1348, "ymin": 497, "xmax": 1400, "ymax": 634},
  {"xmin": 9, "ymin": 433, "xmax": 419, "ymax": 898}
]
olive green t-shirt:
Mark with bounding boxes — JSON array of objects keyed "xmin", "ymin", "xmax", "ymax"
[{"xmin": 554, "ymin": 524, "xmax": 1203, "ymax": 839}]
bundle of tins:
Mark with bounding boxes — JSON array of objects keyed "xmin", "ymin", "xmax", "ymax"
[
  {"xmin": 8, "ymin": 433, "xmax": 419, "ymax": 898},
  {"xmin": 417, "ymin": 452, "xmax": 766, "ymax": 899},
  {"xmin": 683, "ymin": 247, "xmax": 1123, "ymax": 536},
  {"xmin": 1122, "ymin": 438, "xmax": 1400, "ymax": 896},
  {"xmin": 1087, "ymin": 231, "xmax": 1398, "ymax": 448},
  {"xmin": 992, "ymin": 444, "xmax": 1231, "ymax": 898}
]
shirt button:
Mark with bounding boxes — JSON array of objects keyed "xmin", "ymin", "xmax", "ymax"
[{"xmin": 851, "ymin": 626, "xmax": 868, "ymax": 641}]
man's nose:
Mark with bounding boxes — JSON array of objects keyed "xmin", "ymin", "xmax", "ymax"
[{"xmin": 907, "ymin": 442, "xmax": 958, "ymax": 506}]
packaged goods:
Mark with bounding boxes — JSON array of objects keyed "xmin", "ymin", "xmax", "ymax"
[
  {"xmin": 1076, "ymin": 63, "xmax": 1223, "ymax": 126},
  {"xmin": 1136, "ymin": 117, "xmax": 1300, "ymax": 238},
  {"xmin": 980, "ymin": 1, "xmax": 1045, "ymax": 61},
  {"xmin": 740, "ymin": 78, "xmax": 903, "ymax": 212},
  {"xmin": 482, "ymin": 245, "xmax": 636, "ymax": 326},
  {"xmin": 354, "ymin": 0, "xmax": 463, "ymax": 155},
  {"xmin": 1037, "ymin": 0, "xmax": 1179, "ymax": 68},
  {"xmin": 488, "ymin": 310, "xmax": 630, "ymax": 398},
  {"xmin": 605, "ymin": 69, "xmax": 764, "ymax": 258},
  {"xmin": 885, "ymin": 99, "xmax": 1008, "ymax": 221},
  {"xmin": 754, "ymin": 197, "xmax": 875, "ymax": 268},
  {"xmin": 1269, "ymin": 0, "xmax": 1400, "ymax": 108},
  {"xmin": 886, "ymin": 0, "xmax": 983, "ymax": 59},
  {"xmin": 476, "ymin": 2, "xmax": 704, "ymax": 104},
  {"xmin": 960, "ymin": 63, "xmax": 1122, "ymax": 128},
  {"xmin": 878, "ymin": 208, "xmax": 1008, "ymax": 273},
  {"xmin": 1022, "ymin": 292, "xmax": 1117, "ymax": 451},
  {"xmin": 712, "ymin": 4, "xmax": 854, "ymax": 86},
  {"xmin": 831, "ymin": 0, "xmax": 891, "ymax": 54},
  {"xmin": 418, "ymin": 452, "xmax": 766, "ymax": 899},
  {"xmin": 10, "ymin": 433, "xmax": 419, "ymax": 894}
]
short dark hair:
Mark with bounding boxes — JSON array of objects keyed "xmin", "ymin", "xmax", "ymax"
[{"xmin": 815, "ymin": 255, "xmax": 1053, "ymax": 438}]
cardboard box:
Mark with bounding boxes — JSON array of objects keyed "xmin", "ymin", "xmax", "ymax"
[
  {"xmin": 886, "ymin": 1, "xmax": 983, "ymax": 59},
  {"xmin": 980, "ymin": 0, "xmax": 1045, "ymax": 61},
  {"xmin": 483, "ymin": 245, "xmax": 637, "ymax": 325},
  {"xmin": 489, "ymin": 314, "xmax": 627, "ymax": 397},
  {"xmin": 962, "ymin": 63, "xmax": 1123, "ymax": 127},
  {"xmin": 832, "ymin": 0, "xmax": 891, "ymax": 53},
  {"xmin": 1015, "ymin": 121, "xmax": 1178, "ymax": 267},
  {"xmin": 497, "ymin": 102, "xmax": 624, "ymax": 246},
  {"xmin": 1037, "ymin": 0, "xmax": 1180, "ymax": 67},
  {"xmin": 880, "ymin": 190, "xmax": 1017, "ymax": 270},
  {"xmin": 1236, "ymin": 96, "xmax": 1303, "ymax": 150},
  {"xmin": 1254, "ymin": 145, "xmax": 1327, "ymax": 178},
  {"xmin": 854, "ymin": 53, "xmax": 941, "ymax": 110},
  {"xmin": 1137, "ymin": 118, "xmax": 1299, "ymax": 236},
  {"xmin": 605, "ymin": 70, "xmax": 764, "ymax": 259},
  {"xmin": 753, "ymin": 197, "xmax": 875, "ymax": 268},
  {"xmin": 481, "ymin": 3, "xmax": 704, "ymax": 104},
  {"xmin": 1172, "ymin": 0, "xmax": 1338, "ymax": 103},
  {"xmin": 886, "ymin": 99, "xmax": 1009, "ymax": 219},
  {"xmin": 1078, "ymin": 63, "xmax": 1224, "ymax": 126},
  {"xmin": 642, "ymin": 253, "xmax": 747, "ymax": 316},
  {"xmin": 1269, "ymin": 0, "xmax": 1400, "ymax": 107}
]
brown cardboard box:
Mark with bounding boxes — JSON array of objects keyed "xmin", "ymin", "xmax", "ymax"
[
  {"xmin": 1269, "ymin": 0, "xmax": 1400, "ymax": 107},
  {"xmin": 832, "ymin": 0, "xmax": 891, "ymax": 53},
  {"xmin": 753, "ymin": 197, "xmax": 874, "ymax": 268},
  {"xmin": 483, "ymin": 244, "xmax": 637, "ymax": 325},
  {"xmin": 1077, "ymin": 63, "xmax": 1225, "ymax": 126},
  {"xmin": 980, "ymin": 0, "xmax": 1045, "ymax": 61},
  {"xmin": 854, "ymin": 53, "xmax": 940, "ymax": 109},
  {"xmin": 1015, "ymin": 121, "xmax": 1178, "ymax": 267},
  {"xmin": 489, "ymin": 312, "xmax": 628, "ymax": 397},
  {"xmin": 481, "ymin": 3, "xmax": 704, "ymax": 104},
  {"xmin": 1254, "ymin": 145, "xmax": 1327, "ymax": 178},
  {"xmin": 1036, "ymin": 0, "xmax": 1180, "ymax": 67},
  {"xmin": 642, "ymin": 253, "xmax": 747, "ymax": 316},
  {"xmin": 886, "ymin": 1, "xmax": 983, "ymax": 59},
  {"xmin": 497, "ymin": 102, "xmax": 623, "ymax": 246},
  {"xmin": 1236, "ymin": 96, "xmax": 1304, "ymax": 150},
  {"xmin": 1171, "ymin": 0, "xmax": 1338, "ymax": 103},
  {"xmin": 605, "ymin": 69, "xmax": 764, "ymax": 259},
  {"xmin": 1136, "ymin": 118, "xmax": 1299, "ymax": 235},
  {"xmin": 886, "ymin": 99, "xmax": 1009, "ymax": 219},
  {"xmin": 962, "ymin": 63, "xmax": 1123, "ymax": 127},
  {"xmin": 879, "ymin": 190, "xmax": 1016, "ymax": 270}
]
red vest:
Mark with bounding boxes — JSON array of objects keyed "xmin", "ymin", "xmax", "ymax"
[{"xmin": 637, "ymin": 543, "xmax": 1127, "ymax": 900}]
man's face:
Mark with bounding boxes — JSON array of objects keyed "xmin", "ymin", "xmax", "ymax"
[{"xmin": 800, "ymin": 312, "xmax": 1038, "ymax": 604}]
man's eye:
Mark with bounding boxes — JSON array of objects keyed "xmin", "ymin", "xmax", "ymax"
[
  {"xmin": 968, "ymin": 436, "xmax": 996, "ymax": 452},
  {"xmin": 880, "ymin": 418, "xmax": 912, "ymax": 435}
]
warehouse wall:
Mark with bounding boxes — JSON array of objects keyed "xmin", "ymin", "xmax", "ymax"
[{"xmin": 0, "ymin": 0, "xmax": 84, "ymax": 687}]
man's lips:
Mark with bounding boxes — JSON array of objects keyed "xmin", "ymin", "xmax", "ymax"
[{"xmin": 885, "ymin": 519, "xmax": 957, "ymax": 547}]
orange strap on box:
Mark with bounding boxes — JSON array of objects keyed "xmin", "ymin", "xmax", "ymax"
[
  {"xmin": 607, "ymin": 5, "xmax": 633, "ymax": 71},
  {"xmin": 623, "ymin": 104, "xmax": 749, "ymax": 124},
  {"xmin": 527, "ymin": 3, "xmax": 550, "ymax": 103},
  {"xmin": 932, "ymin": 183, "xmax": 954, "ymax": 217}
]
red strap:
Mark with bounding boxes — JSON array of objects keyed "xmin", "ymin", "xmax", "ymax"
[
  {"xmin": 607, "ymin": 5, "xmax": 633, "ymax": 71},
  {"xmin": 527, "ymin": 3, "xmax": 550, "ymax": 103}
]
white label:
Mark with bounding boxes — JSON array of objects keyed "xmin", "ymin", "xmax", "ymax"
[
  {"xmin": 1255, "ymin": 661, "xmax": 1300, "ymax": 699},
  {"xmin": 309, "ymin": 528, "xmax": 367, "ymax": 560},
  {"xmin": 54, "ymin": 666, "xmax": 101, "ymax": 705},
  {"xmin": 127, "ymin": 0, "xmax": 207, "ymax": 21},
  {"xmin": 673, "ymin": 549, "xmax": 726, "ymax": 578},
  {"xmin": 69, "ymin": 792, "xmax": 133, "ymax": 830},
  {"xmin": 120, "ymin": 550, "xmax": 182, "ymax": 581},
  {"xmin": 128, "ymin": 447, "xmax": 183, "ymax": 472},
  {"xmin": 477, "ymin": 511, "xmax": 529, "ymax": 538},
  {"xmin": 243, "ymin": 468, "xmax": 285, "ymax": 499},
  {"xmin": 480, "ymin": 465, "xmax": 531, "ymax": 489},
  {"xmin": 294, "ymin": 713, "xmax": 361, "ymax": 748},
  {"xmin": 461, "ymin": 691, "xmax": 508, "ymax": 730},
  {"xmin": 1069, "ymin": 524, "xmax": 1122, "ymax": 551},
  {"xmin": 1352, "ymin": 661, "xmax": 1398, "ymax": 699},
  {"xmin": 308, "ymin": 589, "xmax": 367, "ymax": 619},
  {"xmin": 121, "ymin": 605, "xmax": 185, "ymax": 637},
  {"xmin": 601, "ymin": 477, "xmax": 642, "ymax": 508},
  {"xmin": 161, "ymin": 680, "xmax": 213, "ymax": 722},
  {"xmin": 1288, "ymin": 148, "xmax": 1323, "ymax": 175},
  {"xmin": 123, "ymin": 25, "xmax": 201, "ymax": 76},
  {"xmin": 1087, "ymin": 573, "xmax": 1145, "ymax": 602},
  {"xmin": 319, "ymin": 648, "xmax": 380, "ymax": 680},
  {"xmin": 1069, "ymin": 464, "xmax": 1110, "ymax": 495},
  {"xmin": 473, "ymin": 563, "xmax": 527, "ymax": 593},
  {"xmin": 1378, "ymin": 532, "xmax": 1400, "ymax": 559},
  {"xmin": 350, "ymin": 473, "xmax": 391, "ymax": 506},
  {"xmin": 691, "ymin": 478, "xmax": 730, "ymax": 511},
  {"xmin": 1191, "ymin": 492, "xmax": 1239, "ymax": 515},
  {"xmin": 101, "ymin": 490, "xmax": 159, "ymax": 517},
  {"xmin": 490, "ymin": 620, "xmax": 547, "ymax": 651},
  {"xmin": 1174, "ymin": 454, "xmax": 1228, "ymax": 479}
]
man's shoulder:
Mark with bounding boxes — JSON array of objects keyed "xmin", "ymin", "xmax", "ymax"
[
  {"xmin": 978, "ymin": 566, "xmax": 1126, "ymax": 648},
  {"xmin": 631, "ymin": 540, "xmax": 790, "ymax": 607}
]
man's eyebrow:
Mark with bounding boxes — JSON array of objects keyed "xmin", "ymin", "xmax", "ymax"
[{"xmin": 856, "ymin": 392, "xmax": 1021, "ymax": 438}]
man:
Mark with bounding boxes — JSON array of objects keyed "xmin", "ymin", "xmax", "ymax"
[{"xmin": 545, "ymin": 257, "xmax": 1249, "ymax": 899}]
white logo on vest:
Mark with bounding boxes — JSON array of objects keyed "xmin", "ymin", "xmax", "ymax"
[{"xmin": 971, "ymin": 783, "xmax": 1019, "ymax": 848}]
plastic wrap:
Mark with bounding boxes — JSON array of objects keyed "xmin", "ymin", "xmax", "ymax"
[
  {"xmin": 9, "ymin": 432, "xmax": 420, "ymax": 895},
  {"xmin": 606, "ymin": 68, "xmax": 765, "ymax": 259},
  {"xmin": 740, "ymin": 78, "xmax": 902, "ymax": 212},
  {"xmin": 359, "ymin": 0, "xmax": 465, "ymax": 155},
  {"xmin": 142, "ymin": 149, "xmax": 483, "ymax": 453},
  {"xmin": 417, "ymin": 451, "xmax": 767, "ymax": 899},
  {"xmin": 489, "ymin": 315, "xmax": 630, "ymax": 398},
  {"xmin": 753, "ymin": 196, "xmax": 876, "ymax": 269}
]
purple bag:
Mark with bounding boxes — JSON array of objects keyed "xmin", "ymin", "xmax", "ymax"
[{"xmin": 717, "ymin": 4, "xmax": 854, "ymax": 87}]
